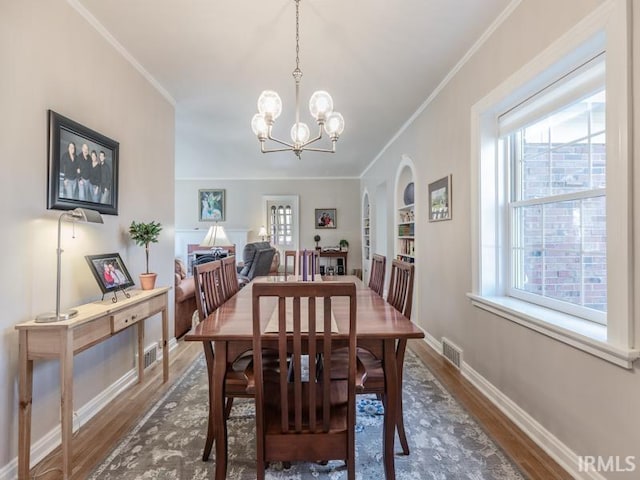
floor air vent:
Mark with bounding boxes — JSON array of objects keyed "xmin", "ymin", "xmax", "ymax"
[
  {"xmin": 442, "ymin": 338, "xmax": 462, "ymax": 369},
  {"xmin": 143, "ymin": 344, "xmax": 158, "ymax": 369}
]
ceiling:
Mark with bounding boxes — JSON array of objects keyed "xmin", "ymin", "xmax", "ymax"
[{"xmin": 76, "ymin": 0, "xmax": 513, "ymax": 179}]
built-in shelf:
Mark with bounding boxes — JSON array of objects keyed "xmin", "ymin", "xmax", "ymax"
[{"xmin": 396, "ymin": 169, "xmax": 415, "ymax": 264}]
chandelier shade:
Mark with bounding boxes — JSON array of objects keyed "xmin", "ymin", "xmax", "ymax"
[
  {"xmin": 309, "ymin": 90, "xmax": 333, "ymax": 121},
  {"xmin": 257, "ymin": 90, "xmax": 282, "ymax": 120},
  {"xmin": 251, "ymin": 0, "xmax": 344, "ymax": 159}
]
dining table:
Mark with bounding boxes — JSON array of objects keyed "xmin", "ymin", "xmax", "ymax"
[{"xmin": 184, "ymin": 274, "xmax": 425, "ymax": 480}]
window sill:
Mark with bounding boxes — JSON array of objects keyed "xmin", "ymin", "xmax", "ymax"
[{"xmin": 467, "ymin": 293, "xmax": 639, "ymax": 369}]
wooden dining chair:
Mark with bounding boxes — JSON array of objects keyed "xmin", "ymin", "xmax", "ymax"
[
  {"xmin": 220, "ymin": 255, "xmax": 239, "ymax": 300},
  {"xmin": 252, "ymin": 282, "xmax": 357, "ymax": 479},
  {"xmin": 360, "ymin": 259, "xmax": 415, "ymax": 454},
  {"xmin": 283, "ymin": 250, "xmax": 319, "ymax": 276},
  {"xmin": 368, "ymin": 254, "xmax": 386, "ymax": 296},
  {"xmin": 193, "ymin": 260, "xmax": 254, "ymax": 461},
  {"xmin": 193, "ymin": 260, "xmax": 226, "ymax": 320}
]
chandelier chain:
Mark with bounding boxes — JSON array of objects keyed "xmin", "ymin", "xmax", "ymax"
[{"xmin": 293, "ymin": 0, "xmax": 302, "ymax": 79}]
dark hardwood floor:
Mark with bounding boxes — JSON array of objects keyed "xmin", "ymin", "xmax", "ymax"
[{"xmin": 30, "ymin": 338, "xmax": 571, "ymax": 479}]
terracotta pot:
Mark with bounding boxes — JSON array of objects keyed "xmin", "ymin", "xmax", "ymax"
[{"xmin": 139, "ymin": 273, "xmax": 157, "ymax": 290}]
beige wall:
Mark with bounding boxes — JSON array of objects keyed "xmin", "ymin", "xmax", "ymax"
[
  {"xmin": 361, "ymin": 0, "xmax": 640, "ymax": 477},
  {"xmin": 175, "ymin": 178, "xmax": 362, "ymax": 272},
  {"xmin": 0, "ymin": 0, "xmax": 175, "ymax": 473}
]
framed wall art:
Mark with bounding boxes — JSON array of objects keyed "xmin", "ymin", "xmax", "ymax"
[
  {"xmin": 85, "ymin": 253, "xmax": 135, "ymax": 294},
  {"xmin": 199, "ymin": 189, "xmax": 226, "ymax": 222},
  {"xmin": 47, "ymin": 110, "xmax": 119, "ymax": 215},
  {"xmin": 428, "ymin": 175, "xmax": 452, "ymax": 222},
  {"xmin": 315, "ymin": 208, "xmax": 337, "ymax": 229}
]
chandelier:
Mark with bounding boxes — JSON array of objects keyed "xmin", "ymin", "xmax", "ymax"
[{"xmin": 250, "ymin": 0, "xmax": 345, "ymax": 159}]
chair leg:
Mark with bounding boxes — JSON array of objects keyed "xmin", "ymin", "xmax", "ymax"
[
  {"xmin": 224, "ymin": 397, "xmax": 234, "ymax": 420},
  {"xmin": 202, "ymin": 420, "xmax": 214, "ymax": 461}
]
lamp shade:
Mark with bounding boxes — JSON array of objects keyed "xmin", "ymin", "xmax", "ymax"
[
  {"xmin": 324, "ymin": 112, "xmax": 345, "ymax": 138},
  {"xmin": 309, "ymin": 90, "xmax": 333, "ymax": 120},
  {"xmin": 200, "ymin": 225, "xmax": 230, "ymax": 248},
  {"xmin": 69, "ymin": 207, "xmax": 104, "ymax": 224},
  {"xmin": 257, "ymin": 226, "xmax": 268, "ymax": 238},
  {"xmin": 290, "ymin": 122, "xmax": 310, "ymax": 144},
  {"xmin": 251, "ymin": 113, "xmax": 269, "ymax": 138},
  {"xmin": 257, "ymin": 90, "xmax": 282, "ymax": 120}
]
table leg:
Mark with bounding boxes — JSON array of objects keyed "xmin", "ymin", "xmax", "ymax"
[
  {"xmin": 18, "ymin": 330, "xmax": 33, "ymax": 480},
  {"xmin": 162, "ymin": 303, "xmax": 169, "ymax": 383},
  {"xmin": 60, "ymin": 329, "xmax": 74, "ymax": 479},
  {"xmin": 213, "ymin": 341, "xmax": 228, "ymax": 480},
  {"xmin": 137, "ymin": 320, "xmax": 145, "ymax": 383},
  {"xmin": 395, "ymin": 338, "xmax": 409, "ymax": 455},
  {"xmin": 202, "ymin": 341, "xmax": 215, "ymax": 461},
  {"xmin": 382, "ymin": 339, "xmax": 397, "ymax": 480}
]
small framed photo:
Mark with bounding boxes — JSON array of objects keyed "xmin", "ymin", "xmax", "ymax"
[
  {"xmin": 199, "ymin": 189, "xmax": 226, "ymax": 222},
  {"xmin": 315, "ymin": 208, "xmax": 337, "ymax": 229},
  {"xmin": 85, "ymin": 253, "xmax": 135, "ymax": 294},
  {"xmin": 428, "ymin": 175, "xmax": 452, "ymax": 222},
  {"xmin": 47, "ymin": 110, "xmax": 119, "ymax": 215}
]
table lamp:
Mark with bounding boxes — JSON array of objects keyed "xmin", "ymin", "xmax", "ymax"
[
  {"xmin": 36, "ymin": 208, "xmax": 104, "ymax": 323},
  {"xmin": 200, "ymin": 224, "xmax": 230, "ymax": 258},
  {"xmin": 257, "ymin": 225, "xmax": 268, "ymax": 242}
]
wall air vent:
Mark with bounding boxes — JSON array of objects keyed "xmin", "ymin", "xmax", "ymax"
[
  {"xmin": 143, "ymin": 343, "xmax": 158, "ymax": 369},
  {"xmin": 442, "ymin": 337, "xmax": 462, "ymax": 370}
]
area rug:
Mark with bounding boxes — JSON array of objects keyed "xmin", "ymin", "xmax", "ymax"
[{"xmin": 89, "ymin": 351, "xmax": 525, "ymax": 479}]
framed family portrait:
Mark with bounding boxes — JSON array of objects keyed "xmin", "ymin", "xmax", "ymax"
[
  {"xmin": 85, "ymin": 253, "xmax": 135, "ymax": 294},
  {"xmin": 47, "ymin": 110, "xmax": 119, "ymax": 215},
  {"xmin": 428, "ymin": 175, "xmax": 452, "ymax": 222},
  {"xmin": 315, "ymin": 208, "xmax": 337, "ymax": 229},
  {"xmin": 199, "ymin": 189, "xmax": 226, "ymax": 222}
]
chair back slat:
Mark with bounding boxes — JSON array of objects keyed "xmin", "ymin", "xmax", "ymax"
[
  {"xmin": 221, "ymin": 256, "xmax": 239, "ymax": 300},
  {"xmin": 387, "ymin": 259, "xmax": 415, "ymax": 319},
  {"xmin": 278, "ymin": 296, "xmax": 289, "ymax": 432},
  {"xmin": 284, "ymin": 250, "xmax": 319, "ymax": 276},
  {"xmin": 368, "ymin": 254, "xmax": 386, "ymax": 296},
  {"xmin": 194, "ymin": 260, "xmax": 225, "ymax": 320},
  {"xmin": 252, "ymin": 281, "xmax": 357, "ymax": 473}
]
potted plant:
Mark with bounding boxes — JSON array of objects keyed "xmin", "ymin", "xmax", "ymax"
[
  {"xmin": 339, "ymin": 239, "xmax": 349, "ymax": 252},
  {"xmin": 129, "ymin": 220, "xmax": 162, "ymax": 290},
  {"xmin": 314, "ymin": 234, "xmax": 321, "ymax": 250}
]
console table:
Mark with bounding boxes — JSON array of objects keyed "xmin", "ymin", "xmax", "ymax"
[
  {"xmin": 319, "ymin": 250, "xmax": 348, "ymax": 275},
  {"xmin": 15, "ymin": 287, "xmax": 170, "ymax": 480}
]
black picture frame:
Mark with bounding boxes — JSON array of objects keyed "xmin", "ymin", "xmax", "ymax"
[
  {"xmin": 85, "ymin": 253, "xmax": 135, "ymax": 294},
  {"xmin": 315, "ymin": 208, "xmax": 337, "ymax": 229},
  {"xmin": 48, "ymin": 110, "xmax": 119, "ymax": 215}
]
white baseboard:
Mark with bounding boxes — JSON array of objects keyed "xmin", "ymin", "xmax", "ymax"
[
  {"xmin": 418, "ymin": 333, "xmax": 606, "ymax": 480},
  {"xmin": 0, "ymin": 336, "xmax": 180, "ymax": 480},
  {"xmin": 423, "ymin": 330, "xmax": 442, "ymax": 355},
  {"xmin": 460, "ymin": 361, "xmax": 608, "ymax": 480}
]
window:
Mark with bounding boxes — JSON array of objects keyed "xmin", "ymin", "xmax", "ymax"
[
  {"xmin": 269, "ymin": 203, "xmax": 293, "ymax": 247},
  {"xmin": 501, "ymin": 57, "xmax": 606, "ymax": 324},
  {"xmin": 469, "ymin": 0, "xmax": 636, "ymax": 368}
]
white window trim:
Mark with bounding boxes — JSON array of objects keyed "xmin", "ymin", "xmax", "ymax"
[{"xmin": 469, "ymin": 0, "xmax": 638, "ymax": 368}]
